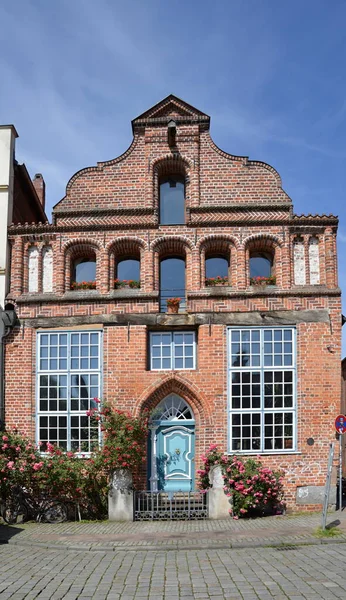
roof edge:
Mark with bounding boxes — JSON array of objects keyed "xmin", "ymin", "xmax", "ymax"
[{"xmin": 0, "ymin": 124, "xmax": 19, "ymax": 138}]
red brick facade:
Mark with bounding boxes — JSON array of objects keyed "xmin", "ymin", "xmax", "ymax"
[
  {"xmin": 341, "ymin": 358, "xmax": 346, "ymax": 476},
  {"xmin": 4, "ymin": 96, "xmax": 342, "ymax": 510}
]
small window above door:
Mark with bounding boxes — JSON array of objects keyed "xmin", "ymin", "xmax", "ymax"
[{"xmin": 153, "ymin": 394, "xmax": 194, "ymax": 421}]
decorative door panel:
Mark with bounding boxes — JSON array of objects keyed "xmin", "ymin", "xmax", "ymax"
[{"xmin": 157, "ymin": 425, "xmax": 194, "ymax": 491}]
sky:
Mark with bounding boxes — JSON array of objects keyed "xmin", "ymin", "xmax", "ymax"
[{"xmin": 1, "ymin": 0, "xmax": 346, "ymax": 349}]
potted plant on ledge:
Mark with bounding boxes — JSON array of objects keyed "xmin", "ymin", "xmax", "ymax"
[{"xmin": 166, "ymin": 297, "xmax": 181, "ymax": 314}]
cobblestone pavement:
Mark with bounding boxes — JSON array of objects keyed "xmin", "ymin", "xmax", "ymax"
[
  {"xmin": 1, "ymin": 542, "xmax": 346, "ymax": 599},
  {"xmin": 1, "ymin": 512, "xmax": 346, "ymax": 551}
]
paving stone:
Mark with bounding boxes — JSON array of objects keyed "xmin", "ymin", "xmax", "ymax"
[{"xmin": 1, "ymin": 529, "xmax": 346, "ymax": 599}]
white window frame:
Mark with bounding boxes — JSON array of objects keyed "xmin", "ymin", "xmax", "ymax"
[
  {"xmin": 149, "ymin": 331, "xmax": 196, "ymax": 371},
  {"xmin": 36, "ymin": 330, "xmax": 102, "ymax": 454},
  {"xmin": 227, "ymin": 326, "xmax": 296, "ymax": 454}
]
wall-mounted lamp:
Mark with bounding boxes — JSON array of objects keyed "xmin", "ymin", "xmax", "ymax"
[{"xmin": 1, "ymin": 305, "xmax": 18, "ymax": 329}]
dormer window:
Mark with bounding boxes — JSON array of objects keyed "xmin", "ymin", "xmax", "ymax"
[{"xmin": 159, "ymin": 176, "xmax": 185, "ymax": 225}]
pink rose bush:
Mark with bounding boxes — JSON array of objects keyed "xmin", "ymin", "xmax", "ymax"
[
  {"xmin": 0, "ymin": 401, "xmax": 149, "ymax": 520},
  {"xmin": 91, "ymin": 400, "xmax": 149, "ymax": 473},
  {"xmin": 0, "ymin": 431, "xmax": 43, "ymax": 497},
  {"xmin": 0, "ymin": 429, "xmax": 107, "ymax": 517},
  {"xmin": 197, "ymin": 445, "xmax": 285, "ymax": 518}
]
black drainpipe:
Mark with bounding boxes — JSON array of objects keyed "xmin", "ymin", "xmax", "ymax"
[{"xmin": 0, "ymin": 307, "xmax": 18, "ymax": 430}]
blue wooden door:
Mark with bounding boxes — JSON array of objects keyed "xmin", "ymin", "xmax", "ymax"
[{"xmin": 156, "ymin": 425, "xmax": 194, "ymax": 491}]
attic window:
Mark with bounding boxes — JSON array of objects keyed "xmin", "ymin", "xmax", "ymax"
[{"xmin": 159, "ymin": 176, "xmax": 185, "ymax": 225}]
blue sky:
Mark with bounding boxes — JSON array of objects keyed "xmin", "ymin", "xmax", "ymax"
[{"xmin": 1, "ymin": 0, "xmax": 346, "ymax": 350}]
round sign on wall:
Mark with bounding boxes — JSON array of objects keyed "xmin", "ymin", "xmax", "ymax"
[{"xmin": 335, "ymin": 414, "xmax": 346, "ymax": 434}]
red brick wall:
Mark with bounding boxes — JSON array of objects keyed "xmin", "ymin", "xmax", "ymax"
[
  {"xmin": 342, "ymin": 358, "xmax": 346, "ymax": 476},
  {"xmin": 5, "ymin": 325, "xmax": 36, "ymax": 438},
  {"xmin": 4, "ymin": 312, "xmax": 341, "ymax": 509},
  {"xmin": 4, "ymin": 96, "xmax": 342, "ymax": 511}
]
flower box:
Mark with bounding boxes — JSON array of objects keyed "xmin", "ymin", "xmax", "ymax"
[
  {"xmin": 71, "ymin": 281, "xmax": 96, "ymax": 290},
  {"xmin": 114, "ymin": 279, "xmax": 140, "ymax": 289},
  {"xmin": 205, "ymin": 276, "xmax": 229, "ymax": 287},
  {"xmin": 250, "ymin": 276, "xmax": 276, "ymax": 287}
]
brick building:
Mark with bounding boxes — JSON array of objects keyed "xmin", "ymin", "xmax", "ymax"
[
  {"xmin": 4, "ymin": 96, "xmax": 342, "ymax": 510},
  {"xmin": 341, "ymin": 357, "xmax": 346, "ymax": 476}
]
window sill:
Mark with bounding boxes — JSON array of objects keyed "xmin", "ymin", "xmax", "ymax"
[
  {"xmin": 110, "ymin": 288, "xmax": 144, "ymax": 297},
  {"xmin": 150, "ymin": 368, "xmax": 196, "ymax": 372},
  {"xmin": 249, "ymin": 285, "xmax": 277, "ymax": 291},
  {"xmin": 14, "ymin": 290, "xmax": 159, "ymax": 303},
  {"xmin": 204, "ymin": 285, "xmax": 233, "ymax": 290},
  {"xmin": 40, "ymin": 451, "xmax": 93, "ymax": 458},
  {"xmin": 65, "ymin": 289, "xmax": 100, "ymax": 295},
  {"xmin": 227, "ymin": 450, "xmax": 301, "ymax": 456},
  {"xmin": 158, "ymin": 223, "xmax": 186, "ymax": 227}
]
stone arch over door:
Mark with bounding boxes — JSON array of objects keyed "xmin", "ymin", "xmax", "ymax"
[
  {"xmin": 136, "ymin": 374, "xmax": 210, "ymax": 425},
  {"xmin": 137, "ymin": 375, "xmax": 212, "ymax": 491}
]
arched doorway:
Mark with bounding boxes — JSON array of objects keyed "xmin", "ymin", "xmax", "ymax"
[{"xmin": 148, "ymin": 394, "xmax": 195, "ymax": 492}]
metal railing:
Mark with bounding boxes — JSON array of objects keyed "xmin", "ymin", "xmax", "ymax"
[{"xmin": 134, "ymin": 490, "xmax": 208, "ymax": 521}]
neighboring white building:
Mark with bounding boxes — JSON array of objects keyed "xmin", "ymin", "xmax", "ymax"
[
  {"xmin": 0, "ymin": 126, "xmax": 17, "ymax": 309},
  {"xmin": 0, "ymin": 125, "xmax": 46, "ymax": 428}
]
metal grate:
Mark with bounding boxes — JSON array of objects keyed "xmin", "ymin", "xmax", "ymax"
[{"xmin": 134, "ymin": 491, "xmax": 208, "ymax": 521}]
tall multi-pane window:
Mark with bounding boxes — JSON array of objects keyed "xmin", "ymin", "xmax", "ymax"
[
  {"xmin": 37, "ymin": 331, "xmax": 102, "ymax": 452},
  {"xmin": 228, "ymin": 328, "xmax": 295, "ymax": 453}
]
